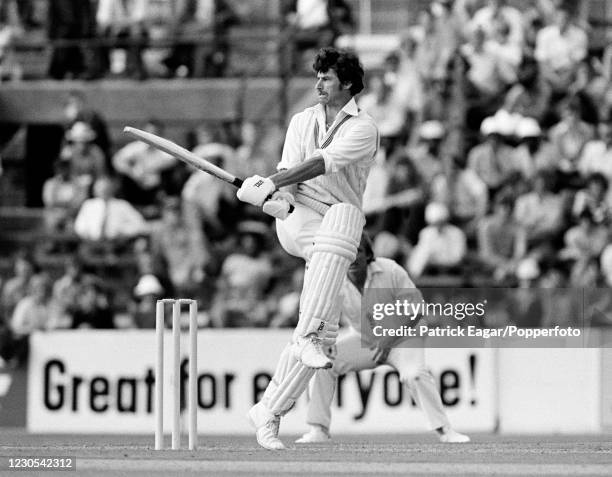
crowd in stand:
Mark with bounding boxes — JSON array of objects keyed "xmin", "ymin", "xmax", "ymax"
[
  {"xmin": 0, "ymin": 87, "xmax": 304, "ymax": 365},
  {"xmin": 0, "ymin": 0, "xmax": 356, "ymax": 80},
  {"xmin": 2, "ymin": 0, "xmax": 612, "ymax": 365}
]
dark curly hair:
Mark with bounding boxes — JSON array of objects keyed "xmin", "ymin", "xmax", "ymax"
[{"xmin": 312, "ymin": 47, "xmax": 365, "ymax": 96}]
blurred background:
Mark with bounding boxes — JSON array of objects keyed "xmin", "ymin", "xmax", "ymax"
[{"xmin": 1, "ymin": 0, "xmax": 612, "ymax": 436}]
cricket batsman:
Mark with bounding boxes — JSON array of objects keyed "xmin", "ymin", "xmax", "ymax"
[
  {"xmin": 236, "ymin": 47, "xmax": 379, "ymax": 449},
  {"xmin": 296, "ymin": 234, "xmax": 470, "ymax": 444}
]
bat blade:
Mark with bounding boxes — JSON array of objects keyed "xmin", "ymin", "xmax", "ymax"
[{"xmin": 123, "ymin": 126, "xmax": 243, "ymax": 188}]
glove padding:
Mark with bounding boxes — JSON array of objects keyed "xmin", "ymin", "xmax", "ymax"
[
  {"xmin": 236, "ymin": 175, "xmax": 275, "ymax": 207},
  {"xmin": 319, "ymin": 322, "xmax": 339, "ymax": 346},
  {"xmin": 262, "ymin": 191, "xmax": 295, "ymax": 220}
]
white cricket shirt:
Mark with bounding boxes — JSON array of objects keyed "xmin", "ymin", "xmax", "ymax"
[
  {"xmin": 277, "ymin": 97, "xmax": 379, "ymax": 209},
  {"xmin": 341, "ymin": 258, "xmax": 422, "ymax": 347}
]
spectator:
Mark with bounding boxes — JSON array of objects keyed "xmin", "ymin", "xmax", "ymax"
[
  {"xmin": 63, "ymin": 91, "xmax": 112, "ymax": 165},
  {"xmin": 534, "ymin": 3, "xmax": 587, "ymax": 93},
  {"xmin": 503, "ymin": 56, "xmax": 552, "ymax": 122},
  {"xmin": 95, "ymin": 0, "xmax": 149, "ymax": 79},
  {"xmin": 47, "ymin": 0, "xmax": 96, "ymax": 79},
  {"xmin": 408, "ymin": 202, "xmax": 467, "ymax": 278},
  {"xmin": 1, "ymin": 251, "xmax": 38, "ymax": 321},
  {"xmin": 407, "ymin": 120, "xmax": 445, "ymax": 186},
  {"xmin": 359, "ymin": 74, "xmax": 405, "ymax": 146},
  {"xmin": 372, "ymin": 152, "xmax": 425, "ymax": 244},
  {"xmin": 467, "ymin": 115, "xmax": 522, "ymax": 193},
  {"xmin": 71, "ymin": 275, "xmax": 114, "ymax": 329},
  {"xmin": 510, "ymin": 116, "xmax": 541, "ymax": 179},
  {"xmin": 0, "ymin": 274, "xmax": 52, "ymax": 365},
  {"xmin": 235, "ymin": 121, "xmax": 283, "ymax": 177},
  {"xmin": 600, "ymin": 244, "xmax": 612, "ymax": 288},
  {"xmin": 460, "ymin": 22, "xmax": 520, "ymax": 99},
  {"xmin": 539, "ymin": 261, "xmax": 579, "ymax": 328},
  {"xmin": 577, "ymin": 113, "xmax": 612, "ymax": 182},
  {"xmin": 477, "ymin": 192, "xmax": 526, "ymax": 282},
  {"xmin": 560, "ymin": 209, "xmax": 608, "ymax": 262},
  {"xmin": 62, "ymin": 121, "xmax": 108, "ymax": 189},
  {"xmin": 190, "ymin": 123, "xmax": 238, "ymax": 175},
  {"xmin": 74, "ymin": 176, "xmax": 148, "ymax": 251},
  {"xmin": 285, "ymin": 0, "xmax": 354, "ymax": 73},
  {"xmin": 182, "ymin": 145, "xmax": 239, "ymax": 243},
  {"xmin": 131, "ymin": 273, "xmax": 165, "ymax": 328},
  {"xmin": 11, "ymin": 274, "xmax": 53, "ymax": 337},
  {"xmin": 569, "ymin": 257, "xmax": 610, "ymax": 288},
  {"xmin": 149, "ymin": 197, "xmax": 207, "ymax": 298},
  {"xmin": 268, "ymin": 267, "xmax": 303, "ymax": 328},
  {"xmin": 511, "ymin": 257, "xmax": 543, "ymax": 326},
  {"xmin": 572, "ymin": 173, "xmax": 612, "ymax": 225},
  {"xmin": 547, "ymin": 95, "xmax": 594, "ymax": 178},
  {"xmin": 431, "ymin": 154, "xmax": 489, "ymax": 234},
  {"xmin": 468, "ymin": 0, "xmax": 524, "ymax": 48},
  {"xmin": 163, "ymin": 0, "xmax": 239, "ymax": 78},
  {"xmin": 210, "ymin": 221, "xmax": 273, "ymax": 327},
  {"xmin": 514, "ymin": 170, "xmax": 566, "ymax": 249},
  {"xmin": 413, "ymin": 3, "xmax": 459, "ymax": 84},
  {"xmin": 42, "ymin": 157, "xmax": 88, "ymax": 234},
  {"xmin": 112, "ymin": 120, "xmax": 176, "ymax": 206},
  {"xmin": 392, "ymin": 32, "xmax": 425, "ymax": 136},
  {"xmin": 0, "ymin": 0, "xmax": 23, "ymax": 82},
  {"xmin": 48, "ymin": 256, "xmax": 84, "ymax": 329}
]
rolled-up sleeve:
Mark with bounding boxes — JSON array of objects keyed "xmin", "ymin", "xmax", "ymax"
[
  {"xmin": 316, "ymin": 121, "xmax": 378, "ymax": 174},
  {"xmin": 277, "ymin": 114, "xmax": 303, "ymax": 171}
]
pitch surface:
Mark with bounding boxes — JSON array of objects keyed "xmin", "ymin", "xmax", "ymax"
[{"xmin": 0, "ymin": 430, "xmax": 611, "ymax": 476}]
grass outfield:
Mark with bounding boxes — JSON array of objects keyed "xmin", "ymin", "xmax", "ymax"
[{"xmin": 0, "ymin": 430, "xmax": 611, "ymax": 476}]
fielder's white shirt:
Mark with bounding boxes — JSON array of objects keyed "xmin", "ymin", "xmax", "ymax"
[
  {"xmin": 277, "ymin": 97, "xmax": 379, "ymax": 209},
  {"xmin": 340, "ymin": 258, "xmax": 421, "ymax": 347}
]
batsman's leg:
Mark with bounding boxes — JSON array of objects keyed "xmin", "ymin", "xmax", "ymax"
[
  {"xmin": 249, "ymin": 203, "xmax": 363, "ymax": 449},
  {"xmin": 292, "ymin": 203, "xmax": 364, "ymax": 368},
  {"xmin": 248, "ymin": 344, "xmax": 314, "ymax": 450}
]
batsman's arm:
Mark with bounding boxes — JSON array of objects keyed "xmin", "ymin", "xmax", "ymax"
[{"xmin": 268, "ymin": 156, "xmax": 325, "ymax": 188}]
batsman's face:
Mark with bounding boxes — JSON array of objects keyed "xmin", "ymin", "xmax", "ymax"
[{"xmin": 315, "ymin": 69, "xmax": 346, "ymax": 106}]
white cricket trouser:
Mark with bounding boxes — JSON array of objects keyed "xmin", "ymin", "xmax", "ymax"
[
  {"xmin": 306, "ymin": 329, "xmax": 450, "ymax": 431},
  {"xmin": 275, "ymin": 203, "xmax": 324, "ymax": 260},
  {"xmin": 256, "ymin": 203, "xmax": 362, "ymax": 418}
]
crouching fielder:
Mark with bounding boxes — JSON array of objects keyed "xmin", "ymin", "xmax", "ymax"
[
  {"xmin": 236, "ymin": 47, "xmax": 378, "ymax": 450},
  {"xmin": 297, "ymin": 235, "xmax": 470, "ymax": 444}
]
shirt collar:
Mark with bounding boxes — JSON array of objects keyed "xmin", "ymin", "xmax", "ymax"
[
  {"xmin": 342, "ymin": 97, "xmax": 359, "ymax": 116},
  {"xmin": 317, "ymin": 97, "xmax": 359, "ymax": 118}
]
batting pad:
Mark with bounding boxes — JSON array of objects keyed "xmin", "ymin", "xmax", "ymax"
[
  {"xmin": 295, "ymin": 203, "xmax": 364, "ymax": 337},
  {"xmin": 261, "ymin": 344, "xmax": 315, "ymax": 416}
]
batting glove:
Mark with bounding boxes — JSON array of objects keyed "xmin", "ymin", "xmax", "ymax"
[
  {"xmin": 237, "ymin": 175, "xmax": 275, "ymax": 207},
  {"xmin": 262, "ymin": 191, "xmax": 295, "ymax": 220},
  {"xmin": 319, "ymin": 322, "xmax": 339, "ymax": 346}
]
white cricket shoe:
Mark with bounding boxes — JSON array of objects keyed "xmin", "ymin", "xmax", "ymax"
[
  {"xmin": 247, "ymin": 403, "xmax": 286, "ymax": 451},
  {"xmin": 439, "ymin": 428, "xmax": 470, "ymax": 443},
  {"xmin": 293, "ymin": 335, "xmax": 333, "ymax": 369},
  {"xmin": 295, "ymin": 425, "xmax": 331, "ymax": 443}
]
